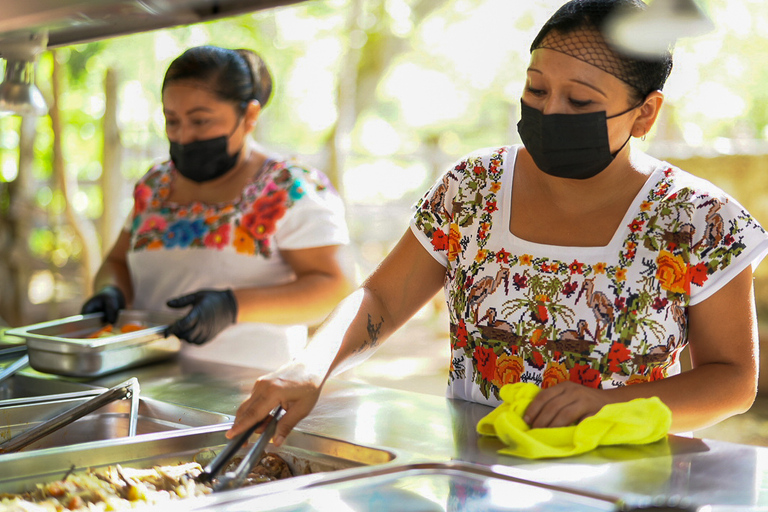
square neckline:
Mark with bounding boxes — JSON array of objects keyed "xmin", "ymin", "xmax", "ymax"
[{"xmin": 493, "ymin": 145, "xmax": 664, "ymax": 256}]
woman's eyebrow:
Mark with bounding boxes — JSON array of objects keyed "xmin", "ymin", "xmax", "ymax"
[
  {"xmin": 526, "ymin": 67, "xmax": 543, "ymax": 75},
  {"xmin": 571, "ymin": 79, "xmax": 608, "ymax": 98}
]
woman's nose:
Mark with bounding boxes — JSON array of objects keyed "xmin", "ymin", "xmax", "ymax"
[
  {"xmin": 541, "ymin": 97, "xmax": 569, "ymax": 115},
  {"xmin": 172, "ymin": 124, "xmax": 197, "ymax": 145}
]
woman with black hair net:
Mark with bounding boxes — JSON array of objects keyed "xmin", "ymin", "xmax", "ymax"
[
  {"xmin": 81, "ymin": 46, "xmax": 351, "ymax": 370},
  {"xmin": 229, "ymin": 0, "xmax": 768, "ymax": 446}
]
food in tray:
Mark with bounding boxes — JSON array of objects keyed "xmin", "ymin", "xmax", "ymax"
[
  {"xmin": 0, "ymin": 453, "xmax": 292, "ymax": 511},
  {"xmin": 86, "ymin": 322, "xmax": 147, "ymax": 339}
]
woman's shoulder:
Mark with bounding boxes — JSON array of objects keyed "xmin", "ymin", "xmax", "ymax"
[
  {"xmin": 243, "ymin": 154, "xmax": 341, "ymax": 209},
  {"xmin": 647, "ymin": 157, "xmax": 741, "ymax": 208},
  {"xmin": 136, "ymin": 160, "xmax": 173, "ymax": 188}
]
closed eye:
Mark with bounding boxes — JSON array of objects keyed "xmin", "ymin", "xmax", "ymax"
[{"xmin": 569, "ymin": 98, "xmax": 593, "ymax": 108}]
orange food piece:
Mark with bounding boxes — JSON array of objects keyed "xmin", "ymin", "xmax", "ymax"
[
  {"xmin": 120, "ymin": 322, "xmax": 145, "ymax": 333},
  {"xmin": 87, "ymin": 325, "xmax": 113, "ymax": 338}
]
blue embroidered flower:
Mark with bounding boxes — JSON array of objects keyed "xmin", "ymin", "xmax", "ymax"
[
  {"xmin": 164, "ymin": 220, "xmax": 196, "ymax": 248},
  {"xmin": 289, "ymin": 178, "xmax": 306, "ymax": 201}
]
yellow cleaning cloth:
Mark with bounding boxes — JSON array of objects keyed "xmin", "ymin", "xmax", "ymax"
[{"xmin": 477, "ymin": 383, "xmax": 671, "ymax": 459}]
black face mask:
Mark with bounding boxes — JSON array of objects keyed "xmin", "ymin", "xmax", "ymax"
[
  {"xmin": 516, "ymin": 100, "xmax": 637, "ymax": 180},
  {"xmin": 169, "ymin": 121, "xmax": 243, "ymax": 183}
]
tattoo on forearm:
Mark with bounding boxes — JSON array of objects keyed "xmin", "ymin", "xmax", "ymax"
[{"xmin": 354, "ymin": 314, "xmax": 384, "ymax": 354}]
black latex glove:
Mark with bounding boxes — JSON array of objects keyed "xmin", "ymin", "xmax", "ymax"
[
  {"xmin": 166, "ymin": 289, "xmax": 238, "ymax": 345},
  {"xmin": 80, "ymin": 285, "xmax": 126, "ymax": 324}
]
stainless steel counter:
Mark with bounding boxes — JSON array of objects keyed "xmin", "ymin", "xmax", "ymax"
[{"xmin": 0, "ymin": 354, "xmax": 758, "ymax": 510}]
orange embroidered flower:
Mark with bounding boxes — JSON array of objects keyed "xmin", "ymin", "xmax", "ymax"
[
  {"xmin": 530, "ymin": 328, "xmax": 548, "ymax": 347},
  {"xmin": 519, "ymin": 254, "xmax": 533, "ymax": 266},
  {"xmin": 191, "ymin": 203, "xmax": 205, "ymax": 215},
  {"xmin": 593, "ymin": 262, "xmax": 607, "ymax": 274},
  {"xmin": 475, "ymin": 249, "xmax": 488, "ymax": 262},
  {"xmin": 542, "ymin": 362, "xmax": 568, "ymax": 389},
  {"xmin": 615, "ymin": 268, "xmax": 627, "ymax": 282},
  {"xmin": 490, "ymin": 181, "xmax": 501, "ymax": 193},
  {"xmin": 205, "ymin": 214, "xmax": 220, "ymax": 225},
  {"xmin": 493, "ymin": 354, "xmax": 524, "ymax": 387},
  {"xmin": 656, "ymin": 250, "xmax": 689, "ymax": 294},
  {"xmin": 147, "ymin": 240, "xmax": 164, "ymax": 250},
  {"xmin": 233, "ymin": 225, "xmax": 255, "ymax": 255},
  {"xmin": 447, "ymin": 224, "xmax": 461, "ymax": 262},
  {"xmin": 640, "ymin": 200, "xmax": 653, "ymax": 212}
]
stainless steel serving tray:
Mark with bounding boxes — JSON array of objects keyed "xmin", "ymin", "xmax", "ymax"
[
  {"xmin": 0, "ymin": 393, "xmax": 232, "ymax": 453},
  {"xmin": 0, "ymin": 424, "xmax": 397, "ymax": 496},
  {"xmin": 5, "ymin": 310, "xmax": 182, "ymax": 378}
]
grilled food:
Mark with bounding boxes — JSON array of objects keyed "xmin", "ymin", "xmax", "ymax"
[{"xmin": 0, "ymin": 453, "xmax": 292, "ymax": 511}]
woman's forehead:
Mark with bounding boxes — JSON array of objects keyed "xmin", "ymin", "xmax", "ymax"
[{"xmin": 162, "ymin": 82, "xmax": 229, "ymax": 109}]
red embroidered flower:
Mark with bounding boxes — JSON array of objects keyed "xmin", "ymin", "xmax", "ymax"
[
  {"xmin": 569, "ymin": 260, "xmax": 584, "ymax": 275},
  {"xmin": 688, "ymin": 262, "xmax": 709, "ymax": 287},
  {"xmin": 651, "ymin": 297, "xmax": 669, "ymax": 312},
  {"xmin": 431, "ymin": 229, "xmax": 448, "ymax": 251},
  {"xmin": 628, "ymin": 219, "xmax": 645, "ymax": 233},
  {"xmin": 724, "ymin": 234, "xmax": 735, "ymax": 246},
  {"xmin": 474, "ymin": 346, "xmax": 498, "ymax": 382},
  {"xmin": 134, "ymin": 184, "xmax": 152, "ymax": 214},
  {"xmin": 496, "ymin": 249, "xmax": 510, "ymax": 264},
  {"xmin": 569, "ymin": 363, "xmax": 601, "ymax": 388},
  {"xmin": 241, "ymin": 189, "xmax": 288, "ymax": 240},
  {"xmin": 204, "ymin": 224, "xmax": 231, "ymax": 250},
  {"xmin": 607, "ymin": 342, "xmax": 632, "ymax": 373},
  {"xmin": 473, "ymin": 164, "xmax": 484, "ymax": 175},
  {"xmin": 563, "ymin": 281, "xmax": 578, "ymax": 297},
  {"xmin": 484, "ymin": 201, "xmax": 498, "ymax": 214},
  {"xmin": 454, "ymin": 319, "xmax": 468, "ymax": 349}
]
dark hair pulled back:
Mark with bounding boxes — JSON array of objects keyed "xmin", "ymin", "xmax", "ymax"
[{"xmin": 162, "ymin": 45, "xmax": 272, "ymax": 111}]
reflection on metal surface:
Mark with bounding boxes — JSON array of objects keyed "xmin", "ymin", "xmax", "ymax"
[
  {"xmin": 0, "ymin": 392, "xmax": 231, "ymax": 454},
  {"xmin": 6, "ymin": 311, "xmax": 182, "ymax": 378},
  {"xmin": 0, "ymin": 423, "xmax": 396, "ymax": 500},
  {"xmin": 0, "ymin": 0, "xmax": 307, "ymax": 48},
  {"xmin": 0, "ymin": 31, "xmax": 48, "ymax": 117}
]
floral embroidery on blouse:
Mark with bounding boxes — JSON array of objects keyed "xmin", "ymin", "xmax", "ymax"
[
  {"xmin": 130, "ymin": 160, "xmax": 329, "ymax": 258},
  {"xmin": 413, "ymin": 147, "xmax": 767, "ymax": 402}
]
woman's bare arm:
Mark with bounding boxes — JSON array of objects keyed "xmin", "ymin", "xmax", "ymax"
[{"xmin": 227, "ymin": 229, "xmax": 446, "ymax": 444}]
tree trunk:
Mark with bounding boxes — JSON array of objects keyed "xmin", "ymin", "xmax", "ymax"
[
  {"xmin": 50, "ymin": 50, "xmax": 100, "ymax": 299},
  {"xmin": 100, "ymin": 67, "xmax": 124, "ymax": 255}
]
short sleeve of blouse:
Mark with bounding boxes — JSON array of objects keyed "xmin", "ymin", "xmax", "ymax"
[
  {"xmin": 661, "ymin": 169, "xmax": 768, "ymax": 306},
  {"xmin": 410, "ymin": 149, "xmax": 497, "ymax": 267},
  {"xmin": 275, "ymin": 165, "xmax": 350, "ymax": 250}
]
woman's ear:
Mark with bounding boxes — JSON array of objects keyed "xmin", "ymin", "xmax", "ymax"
[
  {"xmin": 633, "ymin": 91, "xmax": 664, "ymax": 138},
  {"xmin": 244, "ymin": 100, "xmax": 261, "ymax": 132}
]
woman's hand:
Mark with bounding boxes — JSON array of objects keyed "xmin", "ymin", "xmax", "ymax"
[
  {"xmin": 523, "ymin": 381, "xmax": 609, "ymax": 429},
  {"xmin": 166, "ymin": 289, "xmax": 238, "ymax": 345},
  {"xmin": 226, "ymin": 362, "xmax": 324, "ymax": 447}
]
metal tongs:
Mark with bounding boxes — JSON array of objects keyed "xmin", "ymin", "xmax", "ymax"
[
  {"xmin": 0, "ymin": 345, "xmax": 30, "ymax": 386},
  {"xmin": 0, "ymin": 377, "xmax": 141, "ymax": 453},
  {"xmin": 197, "ymin": 405, "xmax": 285, "ymax": 492}
]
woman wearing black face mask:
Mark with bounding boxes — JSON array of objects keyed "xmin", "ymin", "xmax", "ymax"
[
  {"xmin": 227, "ymin": 0, "xmax": 768, "ymax": 447},
  {"xmin": 81, "ymin": 46, "xmax": 351, "ymax": 370}
]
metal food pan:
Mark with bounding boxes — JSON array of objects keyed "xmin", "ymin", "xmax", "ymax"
[
  {"xmin": 0, "ymin": 424, "xmax": 397, "ymax": 496},
  {"xmin": 0, "ymin": 394, "xmax": 232, "ymax": 452},
  {"xmin": 5, "ymin": 310, "xmax": 182, "ymax": 378}
]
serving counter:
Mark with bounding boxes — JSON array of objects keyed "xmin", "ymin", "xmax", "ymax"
[{"xmin": 2, "ymin": 355, "xmax": 767, "ymax": 511}]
